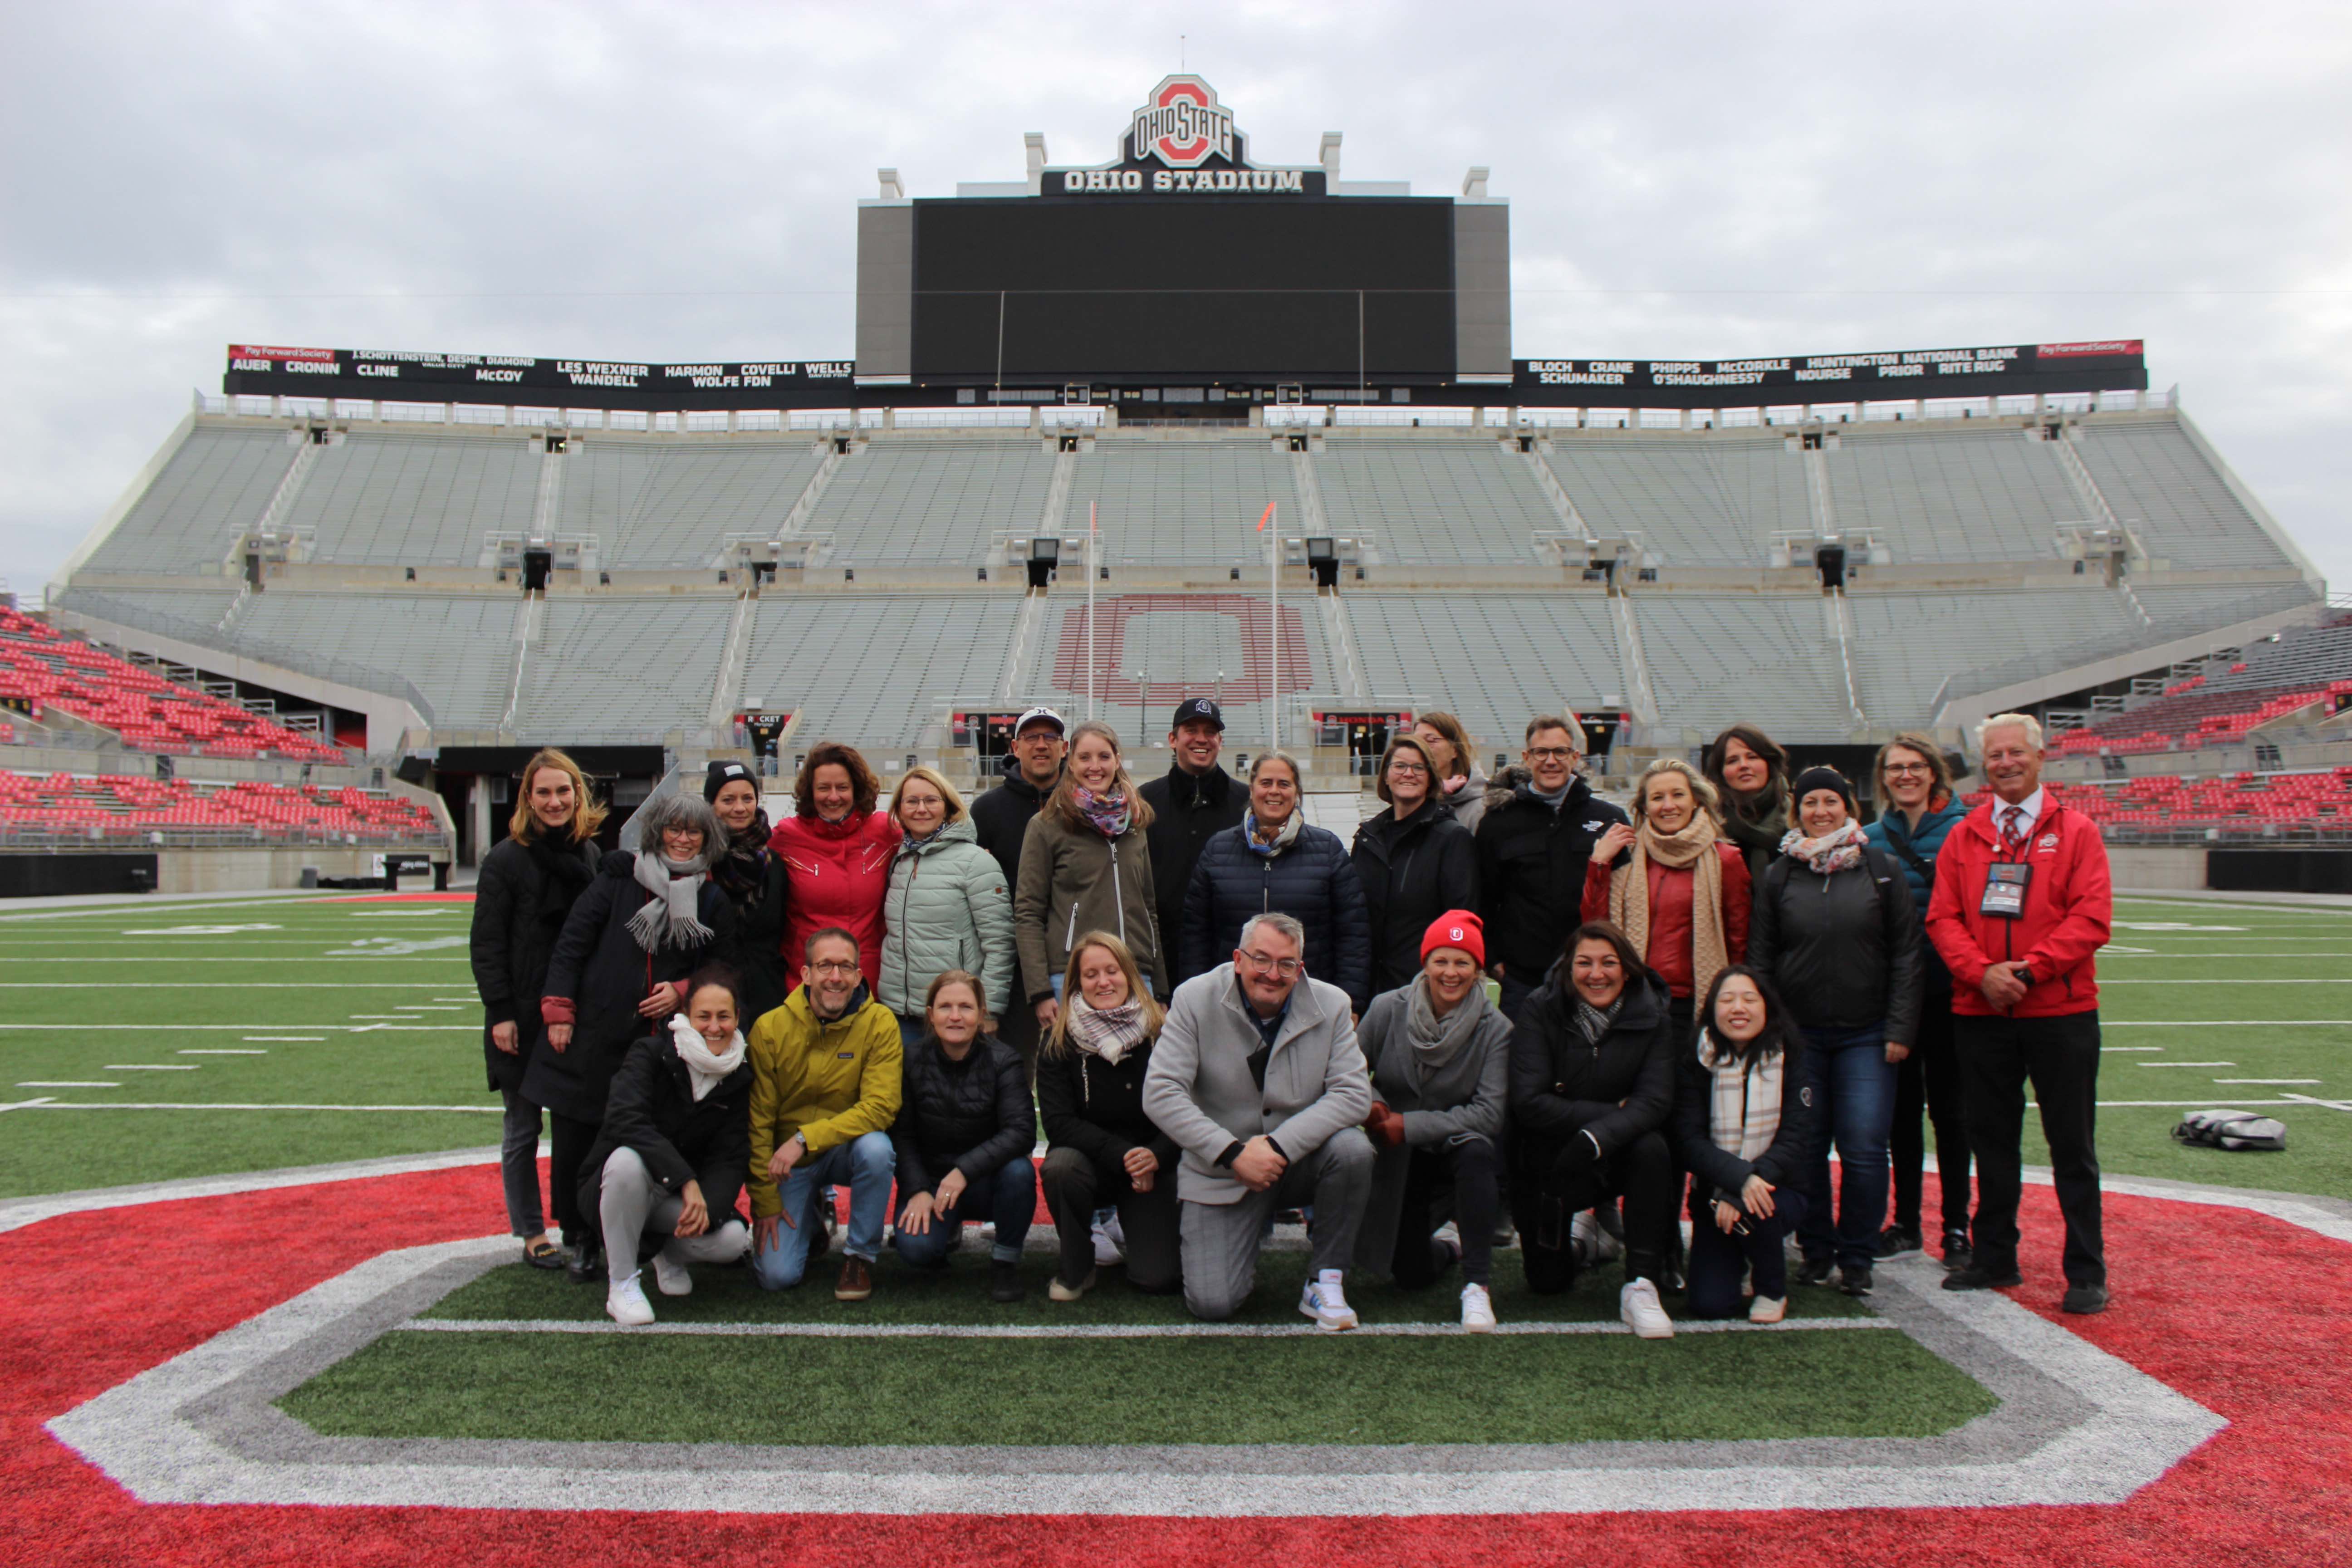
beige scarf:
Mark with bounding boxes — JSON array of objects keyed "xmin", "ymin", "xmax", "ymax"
[{"xmin": 1608, "ymin": 810, "xmax": 1729, "ymax": 1001}]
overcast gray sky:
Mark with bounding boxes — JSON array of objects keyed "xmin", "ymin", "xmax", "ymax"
[{"xmin": 4, "ymin": 1, "xmax": 2347, "ymax": 595}]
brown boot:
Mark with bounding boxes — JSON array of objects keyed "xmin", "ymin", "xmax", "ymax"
[{"xmin": 834, "ymin": 1254, "xmax": 874, "ymax": 1302}]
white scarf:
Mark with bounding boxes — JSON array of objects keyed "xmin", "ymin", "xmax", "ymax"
[
  {"xmin": 667, "ymin": 1013, "xmax": 746, "ymax": 1101},
  {"xmin": 627, "ymin": 850, "xmax": 714, "ymax": 952},
  {"xmin": 1696, "ymin": 1028, "xmax": 1781, "ymax": 1161}
]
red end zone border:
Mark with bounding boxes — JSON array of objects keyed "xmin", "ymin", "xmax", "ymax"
[{"xmin": 3, "ymin": 1165, "xmax": 2347, "ymax": 1566}]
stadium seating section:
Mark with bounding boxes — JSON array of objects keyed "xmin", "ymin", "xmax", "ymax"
[
  {"xmin": 2050, "ymin": 619, "xmax": 2352, "ymax": 756},
  {"xmin": 0, "ymin": 771, "xmax": 441, "ymax": 845},
  {"xmin": 1966, "ymin": 771, "xmax": 2352, "ymax": 837},
  {"xmin": 0, "ymin": 608, "xmax": 343, "ymax": 762}
]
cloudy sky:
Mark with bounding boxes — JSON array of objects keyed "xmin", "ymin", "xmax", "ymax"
[{"xmin": 4, "ymin": 1, "xmax": 2347, "ymax": 595}]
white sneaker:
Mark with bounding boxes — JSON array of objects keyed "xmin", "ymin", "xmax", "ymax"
[
  {"xmin": 1298, "ymin": 1273, "xmax": 1360, "ymax": 1332},
  {"xmin": 1460, "ymin": 1282, "xmax": 1496, "ymax": 1333},
  {"xmin": 1570, "ymin": 1210, "xmax": 1600, "ymax": 1269},
  {"xmin": 1620, "ymin": 1277, "xmax": 1674, "ymax": 1339},
  {"xmin": 652, "ymin": 1250, "xmax": 693, "ymax": 1298},
  {"xmin": 1749, "ymin": 1294, "xmax": 1787, "ymax": 1324},
  {"xmin": 606, "ymin": 1272, "xmax": 656, "ymax": 1327},
  {"xmin": 1092, "ymin": 1211, "xmax": 1124, "ymax": 1268}
]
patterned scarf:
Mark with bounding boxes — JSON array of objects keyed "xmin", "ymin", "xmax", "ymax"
[
  {"xmin": 709, "ymin": 812, "xmax": 773, "ymax": 911},
  {"xmin": 1244, "ymin": 809, "xmax": 1302, "ymax": 858},
  {"xmin": 1063, "ymin": 989, "xmax": 1151, "ymax": 1065},
  {"xmin": 1073, "ymin": 785, "xmax": 1131, "ymax": 839},
  {"xmin": 1697, "ymin": 1028, "xmax": 1783, "ymax": 1162},
  {"xmin": 1573, "ymin": 992, "xmax": 1624, "ymax": 1046},
  {"xmin": 1608, "ymin": 809, "xmax": 1730, "ymax": 1003},
  {"xmin": 1778, "ymin": 818, "xmax": 1868, "ymax": 877}
]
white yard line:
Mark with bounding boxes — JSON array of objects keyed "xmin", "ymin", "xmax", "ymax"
[
  {"xmin": 11, "ymin": 1102, "xmax": 501, "ymax": 1113},
  {"xmin": 103, "ymin": 1064, "xmax": 200, "ymax": 1072},
  {"xmin": 16, "ymin": 1081, "xmax": 119, "ymax": 1089},
  {"xmin": 2101, "ymin": 979, "xmax": 2352, "ymax": 985},
  {"xmin": 245, "ymin": 1036, "xmax": 323, "ymax": 1042},
  {"xmin": 0, "ymin": 982, "xmax": 465, "ymax": 989},
  {"xmin": 2101, "ymin": 1046, "xmax": 2164, "ymax": 1052},
  {"xmin": 2133, "ymin": 1061, "xmax": 2235, "ymax": 1068},
  {"xmin": 0, "ymin": 1024, "xmax": 472, "ymax": 1031},
  {"xmin": 2212, "ymin": 1078, "xmax": 2321, "ymax": 1085},
  {"xmin": 181, "ymin": 1050, "xmax": 268, "ymax": 1056},
  {"xmin": 2105, "ymin": 1020, "xmax": 2352, "ymax": 1027},
  {"xmin": 396, "ymin": 1316, "xmax": 1898, "ymax": 1341},
  {"xmin": 0, "ymin": 1097, "xmax": 57, "ymax": 1112}
]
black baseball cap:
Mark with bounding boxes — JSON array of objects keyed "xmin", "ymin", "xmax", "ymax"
[{"xmin": 1171, "ymin": 697, "xmax": 1225, "ymax": 732}]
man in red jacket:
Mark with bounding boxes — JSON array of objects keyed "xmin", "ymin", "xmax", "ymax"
[{"xmin": 1926, "ymin": 713, "xmax": 2111, "ymax": 1313}]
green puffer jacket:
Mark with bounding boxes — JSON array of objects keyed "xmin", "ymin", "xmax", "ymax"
[{"xmin": 877, "ymin": 816, "xmax": 1018, "ymax": 1021}]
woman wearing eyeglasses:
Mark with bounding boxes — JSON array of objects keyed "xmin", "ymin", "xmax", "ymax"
[
  {"xmin": 1863, "ymin": 732, "xmax": 1975, "ymax": 1270},
  {"xmin": 1352, "ymin": 735, "xmax": 1478, "ymax": 996}
]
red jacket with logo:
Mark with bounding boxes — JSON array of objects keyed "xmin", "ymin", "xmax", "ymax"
[
  {"xmin": 770, "ymin": 810, "xmax": 901, "ymax": 994},
  {"xmin": 1925, "ymin": 798, "xmax": 2112, "ymax": 1018}
]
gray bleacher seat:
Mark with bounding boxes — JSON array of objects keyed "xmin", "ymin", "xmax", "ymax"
[
  {"xmin": 740, "ymin": 594, "xmax": 1022, "ymax": 750},
  {"xmin": 558, "ymin": 441, "xmax": 826, "ymax": 568},
  {"xmin": 2074, "ymin": 423, "xmax": 2291, "ymax": 569},
  {"xmin": 1631, "ymin": 595, "xmax": 1854, "ymax": 740},
  {"xmin": 1843, "ymin": 589, "xmax": 2146, "ymax": 717},
  {"xmin": 284, "ymin": 432, "xmax": 541, "ymax": 566},
  {"xmin": 227, "ymin": 591, "xmax": 520, "ymax": 725},
  {"xmin": 1826, "ymin": 428, "xmax": 2082, "ymax": 562},
  {"xmin": 1068, "ymin": 441, "xmax": 1298, "ymax": 564},
  {"xmin": 1346, "ymin": 593, "xmax": 1621, "ymax": 748},
  {"xmin": 1008, "ymin": 592, "xmax": 1332, "ymax": 738},
  {"xmin": 1544, "ymin": 435, "xmax": 1808, "ymax": 565},
  {"xmin": 519, "ymin": 598, "xmax": 736, "ymax": 729},
  {"xmin": 1314, "ymin": 438, "xmax": 1558, "ymax": 564},
  {"xmin": 811, "ymin": 440, "xmax": 1054, "ymax": 565},
  {"xmin": 83, "ymin": 428, "xmax": 298, "ymax": 573}
]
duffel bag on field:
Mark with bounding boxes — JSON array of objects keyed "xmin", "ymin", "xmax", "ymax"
[{"xmin": 2171, "ymin": 1108, "xmax": 2288, "ymax": 1152}]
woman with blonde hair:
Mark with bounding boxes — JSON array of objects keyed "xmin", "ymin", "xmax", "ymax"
[
  {"xmin": 1036, "ymin": 931, "xmax": 1180, "ymax": 1299},
  {"xmin": 469, "ymin": 747, "xmax": 607, "ymax": 1267},
  {"xmin": 878, "ymin": 764, "xmax": 1015, "ymax": 1045},
  {"xmin": 1581, "ymin": 756, "xmax": 1751, "ymax": 1048},
  {"xmin": 1013, "ymin": 720, "xmax": 1161, "ymax": 1034}
]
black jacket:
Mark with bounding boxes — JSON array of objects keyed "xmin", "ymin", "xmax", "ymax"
[
  {"xmin": 1037, "ymin": 1036, "xmax": 1179, "ymax": 1170},
  {"xmin": 970, "ymin": 772, "xmax": 1054, "ymax": 893},
  {"xmin": 712, "ymin": 852, "xmax": 793, "ymax": 1029},
  {"xmin": 1508, "ymin": 964, "xmax": 1677, "ymax": 1164},
  {"xmin": 574, "ymin": 1031, "xmax": 755, "ymax": 1229},
  {"xmin": 522, "ymin": 851, "xmax": 735, "ymax": 1124},
  {"xmin": 1672, "ymin": 1034, "xmax": 1813, "ymax": 1212},
  {"xmin": 1748, "ymin": 845, "xmax": 1923, "ymax": 1045},
  {"xmin": 1181, "ymin": 820, "xmax": 1374, "ymax": 1011},
  {"xmin": 892, "ymin": 1032, "xmax": 1033, "ymax": 1194},
  {"xmin": 1351, "ymin": 801, "xmax": 1478, "ymax": 995},
  {"xmin": 1474, "ymin": 772, "xmax": 1629, "ymax": 978},
  {"xmin": 468, "ymin": 830, "xmax": 598, "ymax": 1093},
  {"xmin": 1139, "ymin": 761, "xmax": 1245, "ymax": 982}
]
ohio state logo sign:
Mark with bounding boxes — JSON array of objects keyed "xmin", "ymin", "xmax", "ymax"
[{"xmin": 1130, "ymin": 75, "xmax": 1236, "ymax": 169}]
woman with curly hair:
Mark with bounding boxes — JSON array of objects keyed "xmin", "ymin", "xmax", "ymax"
[{"xmin": 770, "ymin": 741, "xmax": 900, "ymax": 995}]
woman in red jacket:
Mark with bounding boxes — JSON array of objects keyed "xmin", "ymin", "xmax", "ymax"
[
  {"xmin": 1582, "ymin": 757, "xmax": 1751, "ymax": 1048},
  {"xmin": 770, "ymin": 741, "xmax": 900, "ymax": 993}
]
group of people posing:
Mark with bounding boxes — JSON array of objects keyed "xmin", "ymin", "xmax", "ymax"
[{"xmin": 469, "ymin": 697, "xmax": 2114, "ymax": 1334}]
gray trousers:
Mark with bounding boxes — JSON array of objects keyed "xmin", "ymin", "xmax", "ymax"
[
  {"xmin": 598, "ymin": 1146, "xmax": 749, "ymax": 1284},
  {"xmin": 500, "ymin": 1086, "xmax": 545, "ymax": 1238},
  {"xmin": 1179, "ymin": 1127, "xmax": 1374, "ymax": 1321}
]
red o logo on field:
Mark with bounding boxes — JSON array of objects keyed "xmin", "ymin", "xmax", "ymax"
[{"xmin": 1130, "ymin": 75, "xmax": 1236, "ymax": 170}]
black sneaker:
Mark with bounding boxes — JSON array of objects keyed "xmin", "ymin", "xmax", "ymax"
[
  {"xmin": 1942, "ymin": 1263, "xmax": 2024, "ymax": 1292},
  {"xmin": 1940, "ymin": 1231, "xmax": 1973, "ymax": 1272},
  {"xmin": 1795, "ymin": 1254, "xmax": 1834, "ymax": 1287},
  {"xmin": 564, "ymin": 1240, "xmax": 603, "ymax": 1285},
  {"xmin": 989, "ymin": 1259, "xmax": 1026, "ymax": 1303},
  {"xmin": 1839, "ymin": 1264, "xmax": 1874, "ymax": 1298},
  {"xmin": 2062, "ymin": 1283, "xmax": 2109, "ymax": 1315},
  {"xmin": 1874, "ymin": 1226, "xmax": 1923, "ymax": 1260}
]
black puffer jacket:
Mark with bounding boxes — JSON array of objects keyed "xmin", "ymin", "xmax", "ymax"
[
  {"xmin": 1474, "ymin": 771, "xmax": 1629, "ymax": 980},
  {"xmin": 468, "ymin": 829, "xmax": 598, "ymax": 1093},
  {"xmin": 1673, "ymin": 1033, "xmax": 1813, "ymax": 1214},
  {"xmin": 523, "ymin": 852, "xmax": 735, "ymax": 1124},
  {"xmin": 711, "ymin": 850, "xmax": 793, "ymax": 1028},
  {"xmin": 1181, "ymin": 819, "xmax": 1374, "ymax": 1010},
  {"xmin": 1037, "ymin": 1035, "xmax": 1179, "ymax": 1170},
  {"xmin": 1747, "ymin": 845, "xmax": 1922, "ymax": 1045},
  {"xmin": 892, "ymin": 1032, "xmax": 1033, "ymax": 1193},
  {"xmin": 1351, "ymin": 801, "xmax": 1478, "ymax": 995},
  {"xmin": 1139, "ymin": 761, "xmax": 1245, "ymax": 977},
  {"xmin": 1508, "ymin": 963, "xmax": 1677, "ymax": 1166},
  {"xmin": 574, "ymin": 1031, "xmax": 755, "ymax": 1228}
]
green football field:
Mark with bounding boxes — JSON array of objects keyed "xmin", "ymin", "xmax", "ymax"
[{"xmin": 3, "ymin": 887, "xmax": 2344, "ymax": 1453}]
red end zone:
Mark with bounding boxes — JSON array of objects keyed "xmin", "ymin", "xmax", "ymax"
[{"xmin": 4, "ymin": 1167, "xmax": 2346, "ymax": 1566}]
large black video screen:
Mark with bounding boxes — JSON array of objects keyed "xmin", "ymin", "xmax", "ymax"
[{"xmin": 910, "ymin": 198, "xmax": 1455, "ymax": 382}]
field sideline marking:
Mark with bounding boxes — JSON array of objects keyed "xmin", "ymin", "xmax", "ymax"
[
  {"xmin": 0, "ymin": 983, "xmax": 467, "ymax": 989},
  {"xmin": 0, "ymin": 1024, "xmax": 474, "ymax": 1031},
  {"xmin": 11, "ymin": 1102, "xmax": 503, "ymax": 1113},
  {"xmin": 395, "ymin": 1316, "xmax": 1901, "ymax": 1340}
]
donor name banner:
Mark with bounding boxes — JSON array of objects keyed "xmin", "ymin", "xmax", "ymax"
[
  {"xmin": 1514, "ymin": 341, "xmax": 2146, "ymax": 406},
  {"xmin": 223, "ymin": 347, "xmax": 856, "ymax": 411}
]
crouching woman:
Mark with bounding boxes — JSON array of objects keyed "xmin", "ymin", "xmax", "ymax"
[
  {"xmin": 583, "ymin": 965, "xmax": 757, "ymax": 1326},
  {"xmin": 1352, "ymin": 911, "xmax": 1512, "ymax": 1333},
  {"xmin": 889, "ymin": 970, "xmax": 1037, "ymax": 1301},
  {"xmin": 1675, "ymin": 965, "xmax": 1813, "ymax": 1323}
]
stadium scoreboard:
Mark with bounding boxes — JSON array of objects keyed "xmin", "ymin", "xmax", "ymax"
[{"xmin": 219, "ymin": 75, "xmax": 2149, "ymax": 414}]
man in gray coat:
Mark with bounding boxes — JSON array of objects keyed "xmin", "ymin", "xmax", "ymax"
[{"xmin": 1143, "ymin": 911, "xmax": 1376, "ymax": 1329}]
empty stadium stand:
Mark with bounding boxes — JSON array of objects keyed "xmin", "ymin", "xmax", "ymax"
[
  {"xmin": 557, "ymin": 439, "xmax": 827, "ymax": 568},
  {"xmin": 814, "ymin": 437, "xmax": 1056, "ymax": 565},
  {"xmin": 0, "ymin": 771, "xmax": 442, "ymax": 847},
  {"xmin": 740, "ymin": 594, "xmax": 1022, "ymax": 751},
  {"xmin": 283, "ymin": 430, "xmax": 541, "ymax": 566},
  {"xmin": 1966, "ymin": 771, "xmax": 2352, "ymax": 842},
  {"xmin": 1825, "ymin": 426, "xmax": 2085, "ymax": 564},
  {"xmin": 1542, "ymin": 433, "xmax": 1810, "ymax": 565},
  {"xmin": 2049, "ymin": 617, "xmax": 2352, "ymax": 756},
  {"xmin": 1348, "ymin": 593, "xmax": 1622, "ymax": 748},
  {"xmin": 1072, "ymin": 439, "xmax": 1297, "ymax": 564},
  {"xmin": 1314, "ymin": 437, "xmax": 1558, "ymax": 564}
]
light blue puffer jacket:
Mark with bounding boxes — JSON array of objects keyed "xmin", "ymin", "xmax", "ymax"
[{"xmin": 877, "ymin": 816, "xmax": 1018, "ymax": 1021}]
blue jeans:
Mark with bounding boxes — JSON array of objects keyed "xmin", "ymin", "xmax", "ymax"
[
  {"xmin": 893, "ymin": 1155, "xmax": 1036, "ymax": 1267},
  {"xmin": 750, "ymin": 1130, "xmax": 895, "ymax": 1289},
  {"xmin": 1797, "ymin": 1025, "xmax": 1896, "ymax": 1272}
]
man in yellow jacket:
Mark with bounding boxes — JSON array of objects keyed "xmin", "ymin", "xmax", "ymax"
[{"xmin": 748, "ymin": 926, "xmax": 903, "ymax": 1300}]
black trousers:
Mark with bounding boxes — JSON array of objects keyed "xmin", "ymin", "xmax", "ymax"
[
  {"xmin": 549, "ymin": 1110, "xmax": 601, "ymax": 1245},
  {"xmin": 1513, "ymin": 1129, "xmax": 1676, "ymax": 1293},
  {"xmin": 1038, "ymin": 1145, "xmax": 1182, "ymax": 1294},
  {"xmin": 1956, "ymin": 1009, "xmax": 2105, "ymax": 1288},
  {"xmin": 1391, "ymin": 1137, "xmax": 1500, "ymax": 1289},
  {"xmin": 1891, "ymin": 993, "xmax": 1973, "ymax": 1238}
]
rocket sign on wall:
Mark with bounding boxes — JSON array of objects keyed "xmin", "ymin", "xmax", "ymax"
[{"xmin": 1128, "ymin": 76, "xmax": 1238, "ymax": 168}]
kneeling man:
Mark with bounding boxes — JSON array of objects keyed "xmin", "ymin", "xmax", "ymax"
[{"xmin": 1143, "ymin": 911, "xmax": 1374, "ymax": 1328}]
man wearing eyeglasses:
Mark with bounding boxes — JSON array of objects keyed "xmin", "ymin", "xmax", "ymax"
[
  {"xmin": 746, "ymin": 927, "xmax": 902, "ymax": 1302},
  {"xmin": 1474, "ymin": 714, "xmax": 1631, "ymax": 1020},
  {"xmin": 1143, "ymin": 911, "xmax": 1376, "ymax": 1329}
]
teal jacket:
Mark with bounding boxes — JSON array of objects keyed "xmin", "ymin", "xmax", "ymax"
[
  {"xmin": 1865, "ymin": 797, "xmax": 1970, "ymax": 989},
  {"xmin": 877, "ymin": 816, "xmax": 1017, "ymax": 1021}
]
